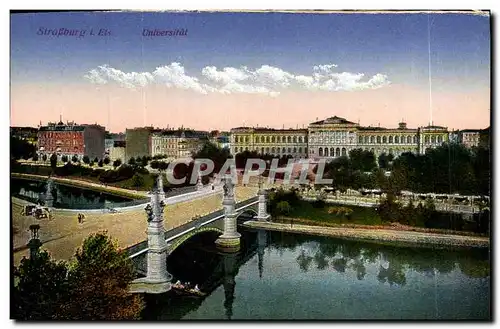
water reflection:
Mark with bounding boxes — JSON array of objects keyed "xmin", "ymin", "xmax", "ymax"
[
  {"xmin": 145, "ymin": 229, "xmax": 490, "ymax": 320},
  {"xmin": 11, "ymin": 178, "xmax": 139, "ymax": 209},
  {"xmin": 271, "ymin": 233, "xmax": 490, "ymax": 286}
]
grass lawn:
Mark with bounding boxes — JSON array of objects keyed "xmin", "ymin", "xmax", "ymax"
[{"xmin": 287, "ymin": 200, "xmax": 384, "ymax": 226}]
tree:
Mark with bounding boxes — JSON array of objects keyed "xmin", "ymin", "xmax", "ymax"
[
  {"xmin": 61, "ymin": 155, "xmax": 68, "ymax": 163},
  {"xmin": 377, "ymin": 193, "xmax": 400, "ymax": 223},
  {"xmin": 94, "ymin": 157, "xmax": 99, "ymax": 164},
  {"xmin": 82, "ymin": 155, "xmax": 90, "ymax": 164},
  {"xmin": 89, "ymin": 161, "xmax": 94, "ymax": 167},
  {"xmin": 128, "ymin": 157, "xmax": 136, "ymax": 166},
  {"xmin": 42, "ymin": 154, "xmax": 48, "ymax": 162},
  {"xmin": 58, "ymin": 232, "xmax": 144, "ymax": 320},
  {"xmin": 50, "ymin": 153, "xmax": 58, "ymax": 169},
  {"xmin": 113, "ymin": 159, "xmax": 122, "ymax": 168},
  {"xmin": 192, "ymin": 142, "xmax": 231, "ymax": 175},
  {"xmin": 71, "ymin": 155, "xmax": 78, "ymax": 163},
  {"xmin": 32, "ymin": 154, "xmax": 39, "ymax": 161},
  {"xmin": 103, "ymin": 157, "xmax": 110, "ymax": 165},
  {"xmin": 13, "ymin": 251, "xmax": 69, "ymax": 320},
  {"xmin": 131, "ymin": 173, "xmax": 145, "ymax": 188},
  {"xmin": 378, "ymin": 153, "xmax": 391, "ymax": 170},
  {"xmin": 10, "ymin": 136, "xmax": 36, "ymax": 160},
  {"xmin": 141, "ymin": 156, "xmax": 149, "ymax": 167},
  {"xmin": 276, "ymin": 201, "xmax": 292, "ymax": 216},
  {"xmin": 158, "ymin": 161, "xmax": 169, "ymax": 171},
  {"xmin": 150, "ymin": 160, "xmax": 159, "ymax": 170},
  {"xmin": 349, "ymin": 148, "xmax": 377, "ymax": 172},
  {"xmin": 98, "ymin": 159, "xmax": 104, "ymax": 167}
]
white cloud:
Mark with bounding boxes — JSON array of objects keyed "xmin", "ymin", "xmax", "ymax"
[
  {"xmin": 84, "ymin": 63, "xmax": 390, "ymax": 95},
  {"xmin": 153, "ymin": 63, "xmax": 208, "ymax": 94}
]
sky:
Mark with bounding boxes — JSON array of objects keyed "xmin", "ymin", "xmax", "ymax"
[{"xmin": 10, "ymin": 11, "xmax": 491, "ymax": 132}]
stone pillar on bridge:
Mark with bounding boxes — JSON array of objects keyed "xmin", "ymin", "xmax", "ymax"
[
  {"xmin": 255, "ymin": 188, "xmax": 270, "ymax": 221},
  {"xmin": 157, "ymin": 173, "xmax": 166, "ymax": 201},
  {"xmin": 130, "ymin": 188, "xmax": 172, "ymax": 294},
  {"xmin": 215, "ymin": 175, "xmax": 241, "ymax": 252},
  {"xmin": 44, "ymin": 178, "xmax": 54, "ymax": 208}
]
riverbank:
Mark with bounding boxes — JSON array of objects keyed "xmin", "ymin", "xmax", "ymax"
[
  {"xmin": 11, "ymin": 173, "xmax": 148, "ymax": 199},
  {"xmin": 278, "ymin": 216, "xmax": 488, "ymax": 237},
  {"xmin": 243, "ymin": 220, "xmax": 489, "ymax": 248}
]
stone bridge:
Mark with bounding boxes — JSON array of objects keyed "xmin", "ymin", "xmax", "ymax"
[
  {"xmin": 124, "ymin": 196, "xmax": 261, "ymax": 262},
  {"xmin": 127, "ymin": 175, "xmax": 270, "ymax": 294}
]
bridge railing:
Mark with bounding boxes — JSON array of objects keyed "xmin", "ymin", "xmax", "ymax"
[{"xmin": 124, "ymin": 196, "xmax": 259, "ymax": 259}]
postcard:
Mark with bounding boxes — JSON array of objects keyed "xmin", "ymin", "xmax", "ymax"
[{"xmin": 10, "ymin": 10, "xmax": 491, "ymax": 321}]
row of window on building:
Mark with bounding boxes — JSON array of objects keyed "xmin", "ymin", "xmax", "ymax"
[
  {"xmin": 233, "ymin": 146, "xmax": 308, "ymax": 154},
  {"xmin": 356, "ymin": 135, "xmax": 443, "ymax": 145},
  {"xmin": 234, "ymin": 135, "xmax": 307, "ymax": 144}
]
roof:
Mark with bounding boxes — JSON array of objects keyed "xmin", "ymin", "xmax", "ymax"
[
  {"xmin": 39, "ymin": 125, "xmax": 85, "ymax": 132},
  {"xmin": 421, "ymin": 125, "xmax": 447, "ymax": 130},
  {"xmin": 460, "ymin": 129, "xmax": 482, "ymax": 133},
  {"xmin": 153, "ymin": 130, "xmax": 209, "ymax": 138},
  {"xmin": 310, "ymin": 116, "xmax": 358, "ymax": 125},
  {"xmin": 230, "ymin": 127, "xmax": 307, "ymax": 133},
  {"xmin": 356, "ymin": 126, "xmax": 388, "ymax": 131}
]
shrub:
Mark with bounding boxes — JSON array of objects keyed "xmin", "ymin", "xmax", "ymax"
[
  {"xmin": 113, "ymin": 159, "xmax": 122, "ymax": 168},
  {"xmin": 50, "ymin": 154, "xmax": 58, "ymax": 169},
  {"xmin": 312, "ymin": 199, "xmax": 326, "ymax": 209}
]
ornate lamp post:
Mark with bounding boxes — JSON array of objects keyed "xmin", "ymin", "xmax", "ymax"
[{"xmin": 27, "ymin": 224, "xmax": 42, "ymax": 259}]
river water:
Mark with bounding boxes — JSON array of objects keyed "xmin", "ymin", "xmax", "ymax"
[
  {"xmin": 11, "ymin": 178, "xmax": 141, "ymax": 209},
  {"xmin": 143, "ymin": 229, "xmax": 490, "ymax": 320}
]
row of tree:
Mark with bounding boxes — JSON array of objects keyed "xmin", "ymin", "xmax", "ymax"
[{"xmin": 315, "ymin": 144, "xmax": 490, "ymax": 196}]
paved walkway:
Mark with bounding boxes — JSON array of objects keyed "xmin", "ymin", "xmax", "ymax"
[
  {"xmin": 243, "ymin": 221, "xmax": 489, "ymax": 248},
  {"xmin": 12, "ymin": 185, "xmax": 258, "ymax": 265}
]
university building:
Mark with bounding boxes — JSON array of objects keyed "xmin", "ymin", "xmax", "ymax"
[
  {"xmin": 230, "ymin": 116, "xmax": 449, "ymax": 160},
  {"xmin": 230, "ymin": 127, "xmax": 308, "ymax": 159}
]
